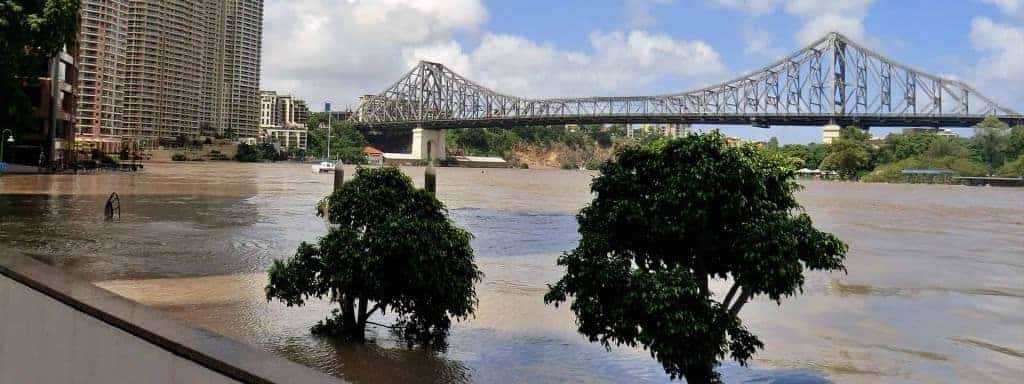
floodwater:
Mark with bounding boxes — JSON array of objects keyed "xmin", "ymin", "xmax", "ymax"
[{"xmin": 0, "ymin": 162, "xmax": 1021, "ymax": 383}]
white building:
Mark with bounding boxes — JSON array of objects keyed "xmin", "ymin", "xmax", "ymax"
[
  {"xmin": 260, "ymin": 91, "xmax": 309, "ymax": 149},
  {"xmin": 628, "ymin": 124, "xmax": 688, "ymax": 139},
  {"xmin": 901, "ymin": 127, "xmax": 959, "ymax": 138}
]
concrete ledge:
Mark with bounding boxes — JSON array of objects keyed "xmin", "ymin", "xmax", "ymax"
[{"xmin": 0, "ymin": 252, "xmax": 346, "ymax": 384}]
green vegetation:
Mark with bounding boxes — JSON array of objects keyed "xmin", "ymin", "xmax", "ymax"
[
  {"xmin": 766, "ymin": 117, "xmax": 1024, "ymax": 182},
  {"xmin": 1, "ymin": 0, "xmax": 80, "ymax": 133},
  {"xmin": 997, "ymin": 155, "xmax": 1024, "ymax": 177},
  {"xmin": 545, "ymin": 132, "xmax": 847, "ymax": 383},
  {"xmin": 819, "ymin": 127, "xmax": 874, "ymax": 179},
  {"xmin": 446, "ymin": 125, "xmax": 627, "ymax": 159},
  {"xmin": 234, "ymin": 143, "xmax": 287, "ymax": 162},
  {"xmin": 305, "ymin": 113, "xmax": 368, "ymax": 164},
  {"xmin": 171, "ymin": 153, "xmax": 187, "ymax": 162},
  {"xmin": 266, "ymin": 167, "xmax": 482, "ymax": 346},
  {"xmin": 776, "ymin": 142, "xmax": 828, "ymax": 169}
]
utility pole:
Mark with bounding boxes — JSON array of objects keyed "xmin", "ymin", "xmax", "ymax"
[{"xmin": 325, "ymin": 102, "xmax": 332, "ymax": 161}]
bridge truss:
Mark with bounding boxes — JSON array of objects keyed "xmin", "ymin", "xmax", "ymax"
[{"xmin": 355, "ymin": 32, "xmax": 1022, "ymax": 129}]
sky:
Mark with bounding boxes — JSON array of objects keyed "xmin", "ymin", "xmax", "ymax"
[{"xmin": 260, "ymin": 0, "xmax": 1024, "ymax": 144}]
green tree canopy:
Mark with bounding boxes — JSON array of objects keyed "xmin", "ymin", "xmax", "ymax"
[
  {"xmin": 1005, "ymin": 125, "xmax": 1024, "ymax": 161},
  {"xmin": 924, "ymin": 136, "xmax": 971, "ymax": 159},
  {"xmin": 997, "ymin": 154, "xmax": 1024, "ymax": 177},
  {"xmin": 877, "ymin": 131, "xmax": 940, "ymax": 163},
  {"xmin": 970, "ymin": 116, "xmax": 1010, "ymax": 168},
  {"xmin": 266, "ymin": 167, "xmax": 482, "ymax": 346},
  {"xmin": 544, "ymin": 133, "xmax": 847, "ymax": 383},
  {"xmin": 1, "ymin": 0, "xmax": 80, "ymax": 131},
  {"xmin": 304, "ymin": 115, "xmax": 368, "ymax": 163},
  {"xmin": 821, "ymin": 127, "xmax": 873, "ymax": 179}
]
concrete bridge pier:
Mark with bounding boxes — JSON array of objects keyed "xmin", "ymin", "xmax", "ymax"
[{"xmin": 411, "ymin": 126, "xmax": 446, "ymax": 161}]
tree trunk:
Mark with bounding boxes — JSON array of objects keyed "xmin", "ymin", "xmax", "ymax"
[
  {"xmin": 683, "ymin": 360, "xmax": 721, "ymax": 384},
  {"xmin": 695, "ymin": 262, "xmax": 710, "ymax": 298},
  {"xmin": 341, "ymin": 294, "xmax": 364, "ymax": 341},
  {"xmin": 729, "ymin": 290, "xmax": 752, "ymax": 317},
  {"xmin": 357, "ymin": 297, "xmax": 368, "ymax": 329}
]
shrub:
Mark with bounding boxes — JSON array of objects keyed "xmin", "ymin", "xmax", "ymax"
[
  {"xmin": 99, "ymin": 155, "xmax": 119, "ymax": 168},
  {"xmin": 997, "ymin": 155, "xmax": 1024, "ymax": 177},
  {"xmin": 171, "ymin": 153, "xmax": 187, "ymax": 161},
  {"xmin": 863, "ymin": 156, "xmax": 988, "ymax": 183}
]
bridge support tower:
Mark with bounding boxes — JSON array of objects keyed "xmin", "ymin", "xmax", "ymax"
[{"xmin": 411, "ymin": 126, "xmax": 446, "ymax": 161}]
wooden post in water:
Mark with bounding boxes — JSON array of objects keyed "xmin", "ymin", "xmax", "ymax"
[
  {"xmin": 425, "ymin": 160, "xmax": 436, "ymax": 195},
  {"xmin": 322, "ymin": 164, "xmax": 344, "ymax": 219},
  {"xmin": 334, "ymin": 164, "xmax": 344, "ymax": 191}
]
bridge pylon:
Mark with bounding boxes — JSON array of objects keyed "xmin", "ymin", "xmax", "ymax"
[{"xmin": 411, "ymin": 126, "xmax": 446, "ymax": 161}]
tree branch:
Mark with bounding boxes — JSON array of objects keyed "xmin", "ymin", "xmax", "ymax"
[
  {"xmin": 361, "ymin": 303, "xmax": 385, "ymax": 322},
  {"xmin": 728, "ymin": 289, "xmax": 752, "ymax": 317},
  {"xmin": 722, "ymin": 281, "xmax": 741, "ymax": 309},
  {"xmin": 365, "ymin": 321, "xmax": 402, "ymax": 329}
]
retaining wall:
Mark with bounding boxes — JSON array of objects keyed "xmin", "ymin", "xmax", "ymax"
[{"xmin": 0, "ymin": 253, "xmax": 345, "ymax": 384}]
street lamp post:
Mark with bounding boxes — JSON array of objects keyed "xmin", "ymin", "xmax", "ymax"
[
  {"xmin": 1, "ymin": 129, "xmax": 14, "ymax": 163},
  {"xmin": 325, "ymin": 102, "xmax": 332, "ymax": 161}
]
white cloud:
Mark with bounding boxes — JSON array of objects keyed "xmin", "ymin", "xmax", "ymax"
[
  {"xmin": 742, "ymin": 27, "xmax": 781, "ymax": 57},
  {"xmin": 968, "ymin": 17, "xmax": 1024, "ymax": 108},
  {"xmin": 407, "ymin": 30, "xmax": 727, "ymax": 98},
  {"xmin": 260, "ymin": 0, "xmax": 488, "ymax": 110},
  {"xmin": 709, "ymin": 0, "xmax": 780, "ymax": 16},
  {"xmin": 710, "ymin": 0, "xmax": 873, "ymax": 60},
  {"xmin": 981, "ymin": 0, "xmax": 1024, "ymax": 18},
  {"xmin": 262, "ymin": 0, "xmax": 727, "ymax": 107},
  {"xmin": 626, "ymin": 0, "xmax": 676, "ymax": 28},
  {"xmin": 784, "ymin": 0, "xmax": 875, "ymax": 44}
]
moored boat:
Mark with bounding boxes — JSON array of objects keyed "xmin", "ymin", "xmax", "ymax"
[{"xmin": 311, "ymin": 161, "xmax": 336, "ymax": 173}]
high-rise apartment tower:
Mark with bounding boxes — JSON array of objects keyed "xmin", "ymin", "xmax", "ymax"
[{"xmin": 75, "ymin": 0, "xmax": 263, "ymax": 149}]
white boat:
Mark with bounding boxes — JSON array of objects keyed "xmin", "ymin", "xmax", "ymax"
[{"xmin": 311, "ymin": 161, "xmax": 337, "ymax": 173}]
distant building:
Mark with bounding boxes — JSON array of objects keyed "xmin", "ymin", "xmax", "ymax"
[
  {"xmin": 293, "ymin": 100, "xmax": 310, "ymax": 126},
  {"xmin": 363, "ymin": 146, "xmax": 384, "ymax": 166},
  {"xmin": 260, "ymin": 91, "xmax": 309, "ymax": 149},
  {"xmin": 327, "ymin": 110, "xmax": 354, "ymax": 122},
  {"xmin": 822, "ymin": 124, "xmax": 842, "ymax": 144},
  {"xmin": 902, "ymin": 127, "xmax": 958, "ymax": 137},
  {"xmin": 628, "ymin": 124, "xmax": 688, "ymax": 139},
  {"xmin": 4, "ymin": 44, "xmax": 79, "ymax": 167},
  {"xmin": 76, "ymin": 0, "xmax": 127, "ymax": 153},
  {"xmin": 74, "ymin": 0, "xmax": 264, "ymax": 151},
  {"xmin": 724, "ymin": 136, "xmax": 744, "ymax": 147}
]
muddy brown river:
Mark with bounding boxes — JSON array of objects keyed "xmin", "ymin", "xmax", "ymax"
[{"xmin": 0, "ymin": 162, "xmax": 1021, "ymax": 383}]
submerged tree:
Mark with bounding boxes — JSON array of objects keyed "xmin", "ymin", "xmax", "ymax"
[
  {"xmin": 266, "ymin": 167, "xmax": 482, "ymax": 346},
  {"xmin": 545, "ymin": 132, "xmax": 847, "ymax": 383}
]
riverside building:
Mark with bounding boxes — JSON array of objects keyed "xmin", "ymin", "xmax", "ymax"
[
  {"xmin": 260, "ymin": 91, "xmax": 310, "ymax": 150},
  {"xmin": 74, "ymin": 0, "xmax": 264, "ymax": 153},
  {"xmin": 628, "ymin": 123, "xmax": 689, "ymax": 139}
]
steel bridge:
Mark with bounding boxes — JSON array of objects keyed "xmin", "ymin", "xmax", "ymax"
[{"xmin": 354, "ymin": 32, "xmax": 1022, "ymax": 130}]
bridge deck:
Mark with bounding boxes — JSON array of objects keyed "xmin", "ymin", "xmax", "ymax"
[{"xmin": 353, "ymin": 114, "xmax": 1024, "ymax": 130}]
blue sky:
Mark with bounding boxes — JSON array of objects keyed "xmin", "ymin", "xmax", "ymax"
[{"xmin": 261, "ymin": 0, "xmax": 1024, "ymax": 144}]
